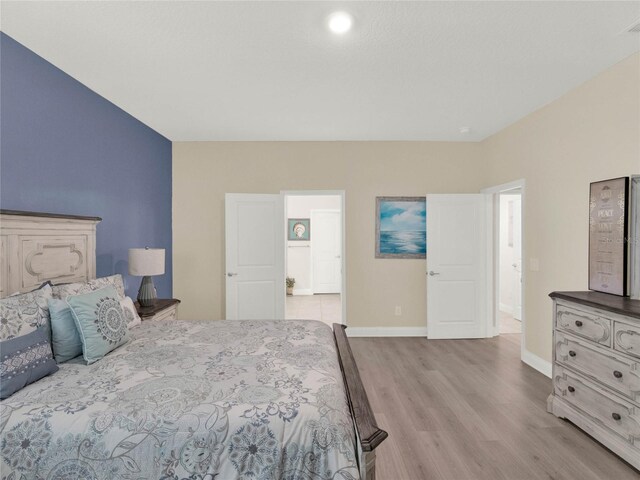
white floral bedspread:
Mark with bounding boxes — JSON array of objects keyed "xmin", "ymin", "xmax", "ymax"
[{"xmin": 0, "ymin": 320, "xmax": 359, "ymax": 480}]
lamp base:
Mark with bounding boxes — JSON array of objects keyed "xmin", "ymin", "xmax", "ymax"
[{"xmin": 137, "ymin": 276, "xmax": 157, "ymax": 307}]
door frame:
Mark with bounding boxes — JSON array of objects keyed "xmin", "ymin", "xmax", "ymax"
[
  {"xmin": 481, "ymin": 179, "xmax": 526, "ymax": 360},
  {"xmin": 282, "ymin": 190, "xmax": 346, "ymax": 325},
  {"xmin": 310, "ymin": 209, "xmax": 341, "ymax": 295}
]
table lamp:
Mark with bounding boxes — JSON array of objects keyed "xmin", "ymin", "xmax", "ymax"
[{"xmin": 128, "ymin": 247, "xmax": 165, "ymax": 307}]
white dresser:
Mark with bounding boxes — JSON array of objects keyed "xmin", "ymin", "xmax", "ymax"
[{"xmin": 548, "ymin": 291, "xmax": 640, "ymax": 469}]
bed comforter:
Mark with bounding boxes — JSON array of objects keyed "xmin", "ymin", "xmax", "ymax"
[{"xmin": 0, "ymin": 320, "xmax": 359, "ymax": 480}]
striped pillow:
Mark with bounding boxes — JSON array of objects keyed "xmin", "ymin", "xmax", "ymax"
[{"xmin": 0, "ymin": 327, "xmax": 58, "ymax": 399}]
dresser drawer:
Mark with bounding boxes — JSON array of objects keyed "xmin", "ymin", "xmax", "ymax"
[
  {"xmin": 554, "ymin": 365, "xmax": 640, "ymax": 445},
  {"xmin": 614, "ymin": 321, "xmax": 640, "ymax": 360},
  {"xmin": 556, "ymin": 303, "xmax": 611, "ymax": 346},
  {"xmin": 556, "ymin": 331, "xmax": 640, "ymax": 402}
]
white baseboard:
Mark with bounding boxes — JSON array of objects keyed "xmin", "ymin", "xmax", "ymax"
[
  {"xmin": 346, "ymin": 326, "xmax": 428, "ymax": 337},
  {"xmin": 292, "ymin": 289, "xmax": 312, "ymax": 296},
  {"xmin": 522, "ymin": 349, "xmax": 552, "ymax": 378}
]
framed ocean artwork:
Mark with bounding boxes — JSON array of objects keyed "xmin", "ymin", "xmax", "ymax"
[{"xmin": 375, "ymin": 196, "xmax": 426, "ymax": 259}]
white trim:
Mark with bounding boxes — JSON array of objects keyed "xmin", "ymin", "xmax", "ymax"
[
  {"xmin": 346, "ymin": 326, "xmax": 428, "ymax": 337},
  {"xmin": 522, "ymin": 348, "xmax": 552, "ymax": 378},
  {"xmin": 292, "ymin": 288, "xmax": 312, "ymax": 296},
  {"xmin": 282, "ymin": 190, "xmax": 346, "ymax": 325},
  {"xmin": 481, "ymin": 179, "xmax": 527, "ymax": 363},
  {"xmin": 481, "ymin": 179, "xmax": 525, "ymax": 195}
]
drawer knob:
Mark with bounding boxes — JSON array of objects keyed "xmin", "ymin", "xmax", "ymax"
[
  {"xmin": 567, "ymin": 386, "xmax": 575, "ymax": 393},
  {"xmin": 612, "ymin": 413, "xmax": 622, "ymax": 421},
  {"xmin": 568, "ymin": 350, "xmax": 576, "ymax": 357},
  {"xmin": 575, "ymin": 320, "xmax": 583, "ymax": 327},
  {"xmin": 613, "ymin": 370, "xmax": 623, "ymax": 379}
]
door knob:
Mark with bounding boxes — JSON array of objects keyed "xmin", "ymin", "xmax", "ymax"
[
  {"xmin": 428, "ymin": 271, "xmax": 440, "ymax": 276},
  {"xmin": 227, "ymin": 272, "xmax": 238, "ymax": 277}
]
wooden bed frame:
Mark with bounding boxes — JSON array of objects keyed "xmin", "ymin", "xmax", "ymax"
[
  {"xmin": 333, "ymin": 323, "xmax": 388, "ymax": 480},
  {"xmin": 0, "ymin": 209, "xmax": 388, "ymax": 480}
]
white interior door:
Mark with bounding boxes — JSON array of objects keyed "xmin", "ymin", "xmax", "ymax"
[
  {"xmin": 311, "ymin": 210, "xmax": 342, "ymax": 294},
  {"xmin": 512, "ymin": 195, "xmax": 522, "ymax": 320},
  {"xmin": 427, "ymin": 194, "xmax": 490, "ymax": 339},
  {"xmin": 225, "ymin": 193, "xmax": 284, "ymax": 320}
]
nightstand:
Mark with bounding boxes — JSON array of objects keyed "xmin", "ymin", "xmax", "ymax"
[{"xmin": 135, "ymin": 299, "xmax": 181, "ymax": 322}]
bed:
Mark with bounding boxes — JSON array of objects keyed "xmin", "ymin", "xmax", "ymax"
[{"xmin": 0, "ymin": 210, "xmax": 387, "ymax": 480}]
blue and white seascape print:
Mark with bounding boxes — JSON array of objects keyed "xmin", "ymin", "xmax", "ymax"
[{"xmin": 377, "ymin": 197, "xmax": 426, "ymax": 258}]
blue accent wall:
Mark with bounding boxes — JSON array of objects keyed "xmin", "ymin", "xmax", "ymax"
[{"xmin": 0, "ymin": 33, "xmax": 172, "ymax": 299}]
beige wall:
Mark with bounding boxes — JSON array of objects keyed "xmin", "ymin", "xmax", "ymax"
[
  {"xmin": 482, "ymin": 52, "xmax": 640, "ymax": 361},
  {"xmin": 173, "ymin": 142, "xmax": 484, "ymax": 326},
  {"xmin": 173, "ymin": 52, "xmax": 639, "ymax": 364}
]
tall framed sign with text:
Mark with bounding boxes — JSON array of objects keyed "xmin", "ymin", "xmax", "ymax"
[{"xmin": 589, "ymin": 177, "xmax": 629, "ymax": 296}]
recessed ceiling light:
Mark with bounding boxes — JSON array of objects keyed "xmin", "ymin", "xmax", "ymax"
[
  {"xmin": 328, "ymin": 11, "xmax": 353, "ymax": 35},
  {"xmin": 459, "ymin": 126, "xmax": 471, "ymax": 134}
]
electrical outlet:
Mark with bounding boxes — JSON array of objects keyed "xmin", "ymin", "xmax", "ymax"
[{"xmin": 395, "ymin": 306, "xmax": 402, "ymax": 316}]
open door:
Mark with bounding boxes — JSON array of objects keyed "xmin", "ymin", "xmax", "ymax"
[
  {"xmin": 427, "ymin": 194, "xmax": 490, "ymax": 339},
  {"xmin": 312, "ymin": 210, "xmax": 342, "ymax": 294},
  {"xmin": 225, "ymin": 193, "xmax": 284, "ymax": 320},
  {"xmin": 511, "ymin": 194, "xmax": 523, "ymax": 320}
]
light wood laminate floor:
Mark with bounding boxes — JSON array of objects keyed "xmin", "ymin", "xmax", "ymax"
[{"xmin": 350, "ymin": 334, "xmax": 639, "ymax": 480}]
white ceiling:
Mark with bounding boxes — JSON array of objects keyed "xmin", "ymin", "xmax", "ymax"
[{"xmin": 1, "ymin": 1, "xmax": 639, "ymax": 141}]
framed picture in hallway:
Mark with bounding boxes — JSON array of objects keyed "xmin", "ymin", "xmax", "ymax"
[
  {"xmin": 375, "ymin": 196, "xmax": 426, "ymax": 259},
  {"xmin": 288, "ymin": 218, "xmax": 310, "ymax": 241}
]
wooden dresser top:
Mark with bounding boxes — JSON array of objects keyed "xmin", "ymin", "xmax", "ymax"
[{"xmin": 550, "ymin": 291, "xmax": 640, "ymax": 320}]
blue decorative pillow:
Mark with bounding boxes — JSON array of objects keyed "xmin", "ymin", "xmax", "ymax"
[
  {"xmin": 66, "ymin": 285, "xmax": 130, "ymax": 364},
  {"xmin": 48, "ymin": 299, "xmax": 82, "ymax": 363},
  {"xmin": 0, "ymin": 327, "xmax": 58, "ymax": 399}
]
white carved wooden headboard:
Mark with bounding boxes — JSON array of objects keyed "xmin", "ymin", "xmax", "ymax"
[{"xmin": 0, "ymin": 210, "xmax": 101, "ymax": 298}]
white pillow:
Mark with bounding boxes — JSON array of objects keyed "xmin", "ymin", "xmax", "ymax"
[
  {"xmin": 120, "ymin": 297, "xmax": 141, "ymax": 328},
  {"xmin": 52, "ymin": 274, "xmax": 126, "ymax": 300},
  {"xmin": 0, "ymin": 284, "xmax": 53, "ymax": 341}
]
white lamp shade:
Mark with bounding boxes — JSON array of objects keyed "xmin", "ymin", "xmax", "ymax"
[{"xmin": 128, "ymin": 248, "xmax": 165, "ymax": 276}]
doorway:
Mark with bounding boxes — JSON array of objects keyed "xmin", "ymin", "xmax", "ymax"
[
  {"xmin": 283, "ymin": 191, "xmax": 345, "ymax": 326},
  {"xmin": 482, "ymin": 179, "xmax": 525, "ymax": 357},
  {"xmin": 498, "ymin": 190, "xmax": 522, "ymax": 334}
]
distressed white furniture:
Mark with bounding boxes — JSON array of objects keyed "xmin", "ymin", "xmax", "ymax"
[
  {"xmin": 0, "ymin": 210, "xmax": 100, "ymax": 298},
  {"xmin": 548, "ymin": 291, "xmax": 640, "ymax": 470},
  {"xmin": 135, "ymin": 298, "xmax": 180, "ymax": 321}
]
